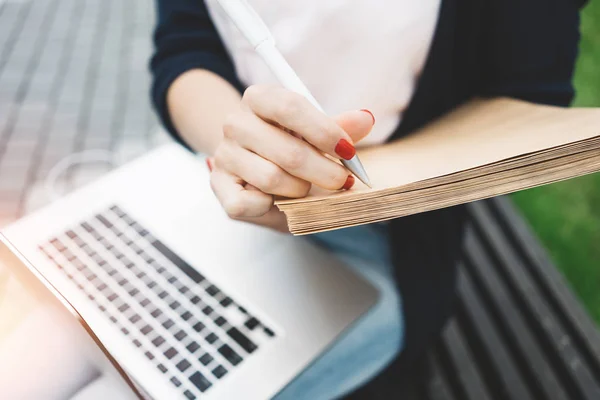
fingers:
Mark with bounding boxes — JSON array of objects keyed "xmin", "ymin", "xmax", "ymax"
[
  {"xmin": 235, "ymin": 197, "xmax": 291, "ymax": 233},
  {"xmin": 209, "ymin": 167, "xmax": 273, "ymax": 219},
  {"xmin": 334, "ymin": 109, "xmax": 375, "ymax": 144},
  {"xmin": 242, "ymin": 85, "xmax": 357, "ymax": 160},
  {"xmin": 222, "ymin": 111, "xmax": 351, "ymax": 191},
  {"xmin": 214, "ymin": 139, "xmax": 311, "ymax": 198}
]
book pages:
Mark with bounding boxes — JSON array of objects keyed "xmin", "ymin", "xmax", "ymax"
[{"xmin": 276, "ymin": 98, "xmax": 600, "ymax": 235}]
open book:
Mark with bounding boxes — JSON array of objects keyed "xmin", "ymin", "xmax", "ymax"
[{"xmin": 276, "ymin": 98, "xmax": 600, "ymax": 235}]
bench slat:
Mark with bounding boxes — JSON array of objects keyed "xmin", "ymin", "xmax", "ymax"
[
  {"xmin": 456, "ymin": 264, "xmax": 534, "ymax": 400},
  {"xmin": 463, "ymin": 229, "xmax": 570, "ymax": 400},
  {"xmin": 470, "ymin": 201, "xmax": 600, "ymax": 400},
  {"xmin": 426, "ymin": 353, "xmax": 459, "ymax": 400},
  {"xmin": 438, "ymin": 319, "xmax": 494, "ymax": 400},
  {"xmin": 491, "ymin": 197, "xmax": 600, "ymax": 382}
]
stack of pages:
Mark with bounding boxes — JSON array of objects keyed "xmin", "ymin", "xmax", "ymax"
[{"xmin": 276, "ymin": 98, "xmax": 600, "ymax": 235}]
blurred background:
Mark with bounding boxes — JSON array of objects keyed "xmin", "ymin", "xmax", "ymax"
[
  {"xmin": 512, "ymin": 1, "xmax": 600, "ymax": 324},
  {"xmin": 0, "ymin": 0, "xmax": 598, "ymax": 326}
]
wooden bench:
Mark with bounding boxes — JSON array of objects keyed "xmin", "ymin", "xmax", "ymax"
[{"xmin": 349, "ymin": 196, "xmax": 600, "ymax": 400}]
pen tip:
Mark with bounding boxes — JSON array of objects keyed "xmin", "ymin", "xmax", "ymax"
[
  {"xmin": 354, "ymin": 171, "xmax": 372, "ymax": 188},
  {"xmin": 342, "ymin": 156, "xmax": 372, "ymax": 189}
]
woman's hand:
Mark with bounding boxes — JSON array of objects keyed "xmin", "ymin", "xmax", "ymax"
[{"xmin": 208, "ymin": 85, "xmax": 375, "ymax": 233}]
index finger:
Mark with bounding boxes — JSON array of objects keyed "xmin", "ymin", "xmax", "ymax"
[{"xmin": 242, "ymin": 85, "xmax": 356, "ymax": 160}]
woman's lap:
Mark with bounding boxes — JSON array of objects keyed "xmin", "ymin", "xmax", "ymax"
[{"xmin": 275, "ymin": 223, "xmax": 404, "ymax": 400}]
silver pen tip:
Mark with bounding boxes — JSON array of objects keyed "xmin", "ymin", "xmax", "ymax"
[
  {"xmin": 361, "ymin": 176, "xmax": 373, "ymax": 189},
  {"xmin": 342, "ymin": 156, "xmax": 372, "ymax": 189}
]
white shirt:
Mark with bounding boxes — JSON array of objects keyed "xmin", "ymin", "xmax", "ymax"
[{"xmin": 206, "ymin": 0, "xmax": 441, "ymax": 146}]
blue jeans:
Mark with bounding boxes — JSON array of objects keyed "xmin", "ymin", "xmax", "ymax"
[{"xmin": 275, "ymin": 224, "xmax": 405, "ymax": 400}]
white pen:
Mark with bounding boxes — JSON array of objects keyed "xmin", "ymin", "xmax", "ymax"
[{"xmin": 215, "ymin": 0, "xmax": 372, "ymax": 188}]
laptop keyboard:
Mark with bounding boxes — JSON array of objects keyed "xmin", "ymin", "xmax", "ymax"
[{"xmin": 38, "ymin": 205, "xmax": 277, "ymax": 399}]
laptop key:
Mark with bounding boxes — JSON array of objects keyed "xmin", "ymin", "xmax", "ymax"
[
  {"xmin": 244, "ymin": 317, "xmax": 259, "ymax": 330},
  {"xmin": 179, "ymin": 286, "xmax": 190, "ymax": 294},
  {"xmin": 218, "ymin": 344, "xmax": 243, "ymax": 366},
  {"xmin": 184, "ymin": 390, "xmax": 196, "ymax": 400},
  {"xmin": 50, "ymin": 238, "xmax": 66, "ymax": 252},
  {"xmin": 151, "ymin": 240, "xmax": 205, "ymax": 283},
  {"xmin": 226, "ymin": 327, "xmax": 257, "ymax": 354},
  {"xmin": 264, "ymin": 327, "xmax": 275, "ymax": 337},
  {"xmin": 96, "ymin": 215, "xmax": 113, "ymax": 229},
  {"xmin": 220, "ymin": 297, "xmax": 233, "ymax": 307},
  {"xmin": 164, "ymin": 347, "xmax": 178, "ymax": 359},
  {"xmin": 129, "ymin": 314, "xmax": 141, "ymax": 324},
  {"xmin": 212, "ymin": 365, "xmax": 228, "ymax": 379},
  {"xmin": 140, "ymin": 325, "xmax": 153, "ymax": 335},
  {"xmin": 162, "ymin": 319, "xmax": 175, "ymax": 329},
  {"xmin": 174, "ymin": 330, "xmax": 188, "ymax": 341},
  {"xmin": 205, "ymin": 285, "xmax": 219, "ymax": 296},
  {"xmin": 186, "ymin": 341, "xmax": 200, "ymax": 353},
  {"xmin": 109, "ymin": 205, "xmax": 123, "ymax": 214},
  {"xmin": 170, "ymin": 376, "xmax": 181, "ymax": 387},
  {"xmin": 199, "ymin": 353, "xmax": 213, "ymax": 366},
  {"xmin": 192, "ymin": 322, "xmax": 205, "ymax": 333},
  {"xmin": 152, "ymin": 336, "xmax": 165, "ymax": 347},
  {"xmin": 205, "ymin": 333, "xmax": 218, "ymax": 344},
  {"xmin": 150, "ymin": 309, "xmax": 162, "ymax": 318},
  {"xmin": 176, "ymin": 359, "xmax": 191, "ymax": 372},
  {"xmin": 181, "ymin": 311, "xmax": 193, "ymax": 321},
  {"xmin": 189, "ymin": 372, "xmax": 212, "ymax": 392}
]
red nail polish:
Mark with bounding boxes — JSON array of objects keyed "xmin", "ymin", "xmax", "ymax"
[
  {"xmin": 360, "ymin": 109, "xmax": 375, "ymax": 125},
  {"xmin": 206, "ymin": 158, "xmax": 213, "ymax": 172},
  {"xmin": 342, "ymin": 175, "xmax": 355, "ymax": 190},
  {"xmin": 335, "ymin": 139, "xmax": 356, "ymax": 160}
]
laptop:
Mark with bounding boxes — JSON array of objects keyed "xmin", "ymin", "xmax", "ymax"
[{"xmin": 0, "ymin": 144, "xmax": 378, "ymax": 400}]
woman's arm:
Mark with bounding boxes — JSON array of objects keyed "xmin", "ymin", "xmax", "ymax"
[
  {"xmin": 151, "ymin": 0, "xmax": 244, "ymax": 152},
  {"xmin": 166, "ymin": 69, "xmax": 241, "ymax": 155}
]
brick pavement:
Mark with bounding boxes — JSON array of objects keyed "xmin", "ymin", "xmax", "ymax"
[{"xmin": 0, "ymin": 0, "xmax": 168, "ymax": 227}]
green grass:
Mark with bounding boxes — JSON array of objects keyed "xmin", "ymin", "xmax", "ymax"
[{"xmin": 511, "ymin": 1, "xmax": 600, "ymax": 323}]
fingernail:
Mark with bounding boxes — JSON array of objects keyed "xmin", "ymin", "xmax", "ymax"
[
  {"xmin": 360, "ymin": 109, "xmax": 375, "ymax": 125},
  {"xmin": 206, "ymin": 158, "xmax": 213, "ymax": 172},
  {"xmin": 341, "ymin": 175, "xmax": 355, "ymax": 190},
  {"xmin": 335, "ymin": 138, "xmax": 356, "ymax": 160}
]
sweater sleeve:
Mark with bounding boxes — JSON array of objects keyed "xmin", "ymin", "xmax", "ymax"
[
  {"xmin": 479, "ymin": 0, "xmax": 582, "ymax": 107},
  {"xmin": 150, "ymin": 0, "xmax": 244, "ymax": 146}
]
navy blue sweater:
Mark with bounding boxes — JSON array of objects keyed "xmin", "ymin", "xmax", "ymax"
[{"xmin": 151, "ymin": 0, "xmax": 582, "ymax": 374}]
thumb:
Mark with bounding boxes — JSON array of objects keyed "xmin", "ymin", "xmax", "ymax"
[{"xmin": 334, "ymin": 109, "xmax": 375, "ymax": 144}]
